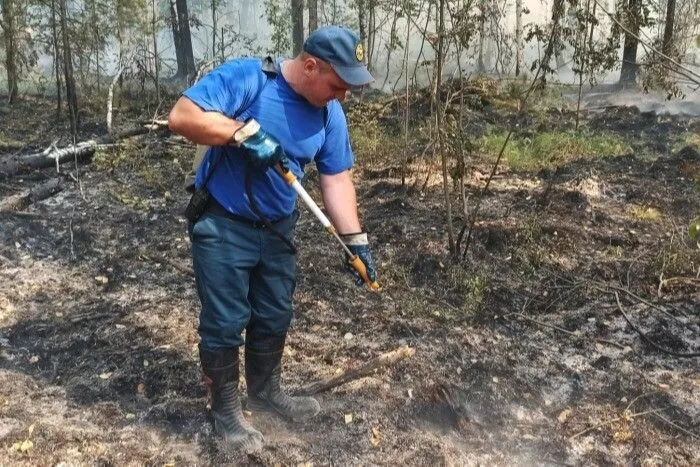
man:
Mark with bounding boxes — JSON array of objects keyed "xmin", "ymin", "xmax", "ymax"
[{"xmin": 167, "ymin": 26, "xmax": 378, "ymax": 451}]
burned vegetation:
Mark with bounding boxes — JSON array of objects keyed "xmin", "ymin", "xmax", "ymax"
[{"xmin": 1, "ymin": 78, "xmax": 699, "ymax": 465}]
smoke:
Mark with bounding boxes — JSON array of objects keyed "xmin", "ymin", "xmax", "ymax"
[{"xmin": 582, "ymin": 85, "xmax": 700, "ymax": 117}]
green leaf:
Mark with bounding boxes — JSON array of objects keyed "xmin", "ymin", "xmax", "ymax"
[{"xmin": 689, "ymin": 219, "xmax": 700, "ymax": 240}]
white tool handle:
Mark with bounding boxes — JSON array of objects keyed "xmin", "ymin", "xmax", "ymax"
[{"xmin": 290, "ymin": 180, "xmax": 332, "ymax": 229}]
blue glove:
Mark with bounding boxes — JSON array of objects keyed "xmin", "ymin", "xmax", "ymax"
[
  {"xmin": 231, "ymin": 119, "xmax": 285, "ymax": 169},
  {"xmin": 341, "ymin": 233, "xmax": 378, "ymax": 287}
]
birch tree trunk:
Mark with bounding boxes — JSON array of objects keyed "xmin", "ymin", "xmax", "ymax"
[
  {"xmin": 515, "ymin": 0, "xmax": 523, "ymax": 76},
  {"xmin": 477, "ymin": 0, "xmax": 486, "ymax": 73}
]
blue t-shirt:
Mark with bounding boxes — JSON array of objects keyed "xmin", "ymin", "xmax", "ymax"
[{"xmin": 182, "ymin": 58, "xmax": 354, "ymax": 221}]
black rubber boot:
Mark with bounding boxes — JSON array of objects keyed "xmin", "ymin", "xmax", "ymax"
[
  {"xmin": 245, "ymin": 332, "xmax": 320, "ymax": 422},
  {"xmin": 199, "ymin": 345, "xmax": 264, "ymax": 451}
]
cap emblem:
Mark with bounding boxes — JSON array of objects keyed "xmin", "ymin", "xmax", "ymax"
[{"xmin": 355, "ymin": 43, "xmax": 364, "ymax": 62}]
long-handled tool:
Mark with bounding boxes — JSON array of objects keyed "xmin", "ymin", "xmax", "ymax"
[{"xmin": 275, "ymin": 163, "xmax": 381, "ymax": 291}]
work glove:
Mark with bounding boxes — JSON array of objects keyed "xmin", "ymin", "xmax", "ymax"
[
  {"xmin": 230, "ymin": 119, "xmax": 285, "ymax": 169},
  {"xmin": 341, "ymin": 232, "xmax": 378, "ymax": 287}
]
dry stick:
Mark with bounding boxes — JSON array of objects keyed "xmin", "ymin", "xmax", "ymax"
[
  {"xmin": 301, "ymin": 345, "xmax": 416, "ymax": 395},
  {"xmin": 654, "ymin": 413, "xmax": 700, "ymax": 441},
  {"xmin": 590, "ymin": 0, "xmax": 700, "ymax": 86},
  {"xmin": 590, "ymin": 281, "xmax": 685, "ymax": 321},
  {"xmin": 614, "ymin": 292, "xmax": 700, "ymax": 358},
  {"xmin": 658, "ymin": 276, "xmax": 700, "ymax": 296},
  {"xmin": 569, "ymin": 409, "xmax": 659, "ymax": 440},
  {"xmin": 141, "ymin": 253, "xmax": 194, "ymax": 276},
  {"xmin": 69, "ymin": 206, "xmax": 75, "ymax": 260},
  {"xmin": 508, "ymin": 312, "xmax": 626, "ymax": 350}
]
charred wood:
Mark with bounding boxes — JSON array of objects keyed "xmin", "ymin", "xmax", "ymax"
[{"xmin": 0, "ymin": 178, "xmax": 62, "ymax": 211}]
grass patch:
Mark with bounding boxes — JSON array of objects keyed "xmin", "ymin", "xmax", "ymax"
[
  {"xmin": 479, "ymin": 131, "xmax": 631, "ymax": 171},
  {"xmin": 0, "ymin": 131, "xmax": 23, "ymax": 150},
  {"xmin": 448, "ymin": 267, "xmax": 486, "ymax": 314},
  {"xmin": 628, "ymin": 204, "xmax": 663, "ymax": 221},
  {"xmin": 349, "ymin": 118, "xmax": 407, "ymax": 166},
  {"xmin": 673, "ymin": 132, "xmax": 700, "ymax": 152}
]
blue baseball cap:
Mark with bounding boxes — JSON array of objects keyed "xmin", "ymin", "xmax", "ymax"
[{"xmin": 303, "ymin": 26, "xmax": 374, "ymax": 87}]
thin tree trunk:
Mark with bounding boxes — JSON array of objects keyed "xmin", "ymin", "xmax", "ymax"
[
  {"xmin": 59, "ymin": 0, "xmax": 79, "ymax": 133},
  {"xmin": 619, "ymin": 0, "xmax": 641, "ymax": 86},
  {"xmin": 410, "ymin": 3, "xmax": 432, "ymax": 86},
  {"xmin": 436, "ymin": 0, "xmax": 455, "ymax": 254},
  {"xmin": 575, "ymin": 0, "xmax": 592, "ymax": 130},
  {"xmin": 539, "ymin": 0, "xmax": 565, "ymax": 86},
  {"xmin": 381, "ymin": 2, "xmax": 400, "ymax": 89},
  {"xmin": 291, "ymin": 0, "xmax": 304, "ymax": 55},
  {"xmin": 211, "ymin": 0, "xmax": 217, "ymax": 59},
  {"xmin": 220, "ymin": 27, "xmax": 224, "ymax": 62},
  {"xmin": 2, "ymin": 0, "xmax": 19, "ymax": 103},
  {"xmin": 401, "ymin": 3, "xmax": 411, "ymax": 188},
  {"xmin": 477, "ymin": 0, "xmax": 486, "ymax": 73},
  {"xmin": 152, "ymin": 0, "xmax": 160, "ymax": 102},
  {"xmin": 107, "ymin": 64, "xmax": 125, "ymax": 133},
  {"xmin": 515, "ymin": 0, "xmax": 523, "ymax": 76},
  {"xmin": 662, "ymin": 0, "xmax": 676, "ymax": 56},
  {"xmin": 308, "ymin": 0, "xmax": 318, "ymax": 33},
  {"xmin": 367, "ymin": 0, "xmax": 376, "ymax": 72},
  {"xmin": 91, "ymin": 1, "xmax": 100, "ymax": 94},
  {"xmin": 358, "ymin": 0, "xmax": 366, "ymax": 58},
  {"xmin": 51, "ymin": 0, "xmax": 62, "ymax": 114}
]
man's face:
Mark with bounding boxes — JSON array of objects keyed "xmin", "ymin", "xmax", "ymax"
[{"xmin": 304, "ymin": 58, "xmax": 351, "ymax": 107}]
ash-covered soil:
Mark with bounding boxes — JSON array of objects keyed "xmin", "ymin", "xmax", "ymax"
[{"xmin": 0, "ymin": 93, "xmax": 698, "ymax": 465}]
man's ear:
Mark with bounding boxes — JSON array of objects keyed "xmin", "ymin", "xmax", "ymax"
[{"xmin": 302, "ymin": 57, "xmax": 318, "ymax": 75}]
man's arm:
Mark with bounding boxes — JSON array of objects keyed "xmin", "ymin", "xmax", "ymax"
[
  {"xmin": 168, "ymin": 96, "xmax": 245, "ymax": 145},
  {"xmin": 320, "ymin": 170, "xmax": 379, "ymax": 288},
  {"xmin": 319, "ymin": 170, "xmax": 362, "ymax": 235}
]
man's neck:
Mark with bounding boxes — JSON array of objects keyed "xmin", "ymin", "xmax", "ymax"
[{"xmin": 281, "ymin": 59, "xmax": 307, "ymax": 100}]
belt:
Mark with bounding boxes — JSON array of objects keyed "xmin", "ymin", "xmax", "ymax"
[{"xmin": 205, "ymin": 197, "xmax": 289, "ymax": 229}]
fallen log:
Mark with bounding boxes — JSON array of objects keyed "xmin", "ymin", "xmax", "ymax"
[
  {"xmin": 0, "ymin": 178, "xmax": 62, "ymax": 211},
  {"xmin": 301, "ymin": 345, "xmax": 415, "ymax": 395},
  {"xmin": 0, "ymin": 123, "xmax": 169, "ymax": 177}
]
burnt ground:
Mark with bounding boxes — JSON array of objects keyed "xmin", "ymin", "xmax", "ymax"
[{"xmin": 0, "ymin": 91, "xmax": 698, "ymax": 465}]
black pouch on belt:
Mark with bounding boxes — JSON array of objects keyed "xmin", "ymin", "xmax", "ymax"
[
  {"xmin": 183, "ymin": 187, "xmax": 211, "ymax": 223},
  {"xmin": 183, "ymin": 146, "xmax": 222, "ymax": 223}
]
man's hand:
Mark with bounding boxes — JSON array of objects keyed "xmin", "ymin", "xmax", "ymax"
[
  {"xmin": 231, "ymin": 119, "xmax": 285, "ymax": 169},
  {"xmin": 341, "ymin": 233, "xmax": 378, "ymax": 287}
]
